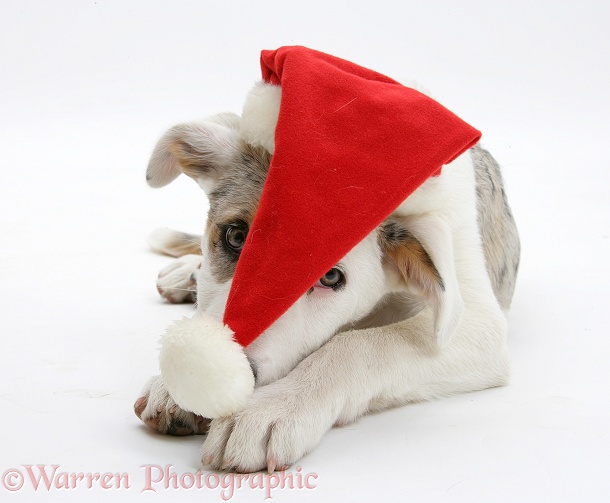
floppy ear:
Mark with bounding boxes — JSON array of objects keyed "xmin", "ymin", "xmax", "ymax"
[
  {"xmin": 380, "ymin": 214, "xmax": 464, "ymax": 347},
  {"xmin": 146, "ymin": 113, "xmax": 241, "ymax": 192}
]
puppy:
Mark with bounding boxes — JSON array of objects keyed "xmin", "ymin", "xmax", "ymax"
[{"xmin": 135, "ymin": 111, "xmax": 520, "ymax": 473}]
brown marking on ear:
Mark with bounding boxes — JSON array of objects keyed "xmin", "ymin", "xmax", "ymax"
[
  {"xmin": 379, "ymin": 218, "xmax": 444, "ymax": 297},
  {"xmin": 168, "ymin": 140, "xmax": 215, "ymax": 180}
]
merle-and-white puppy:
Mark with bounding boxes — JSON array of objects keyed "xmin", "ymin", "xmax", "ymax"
[{"xmin": 134, "ymin": 111, "xmax": 520, "ymax": 473}]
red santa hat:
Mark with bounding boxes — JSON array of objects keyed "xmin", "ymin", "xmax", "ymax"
[{"xmin": 159, "ymin": 46, "xmax": 481, "ymax": 418}]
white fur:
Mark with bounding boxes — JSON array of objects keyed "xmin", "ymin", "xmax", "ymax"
[
  {"xmin": 195, "ymin": 250, "xmax": 233, "ymax": 319},
  {"xmin": 197, "ymin": 150, "xmax": 509, "ymax": 471},
  {"xmin": 140, "ymin": 102, "xmax": 513, "ymax": 473},
  {"xmin": 159, "ymin": 313, "xmax": 255, "ymax": 418},
  {"xmin": 212, "ymin": 150, "xmax": 502, "ymax": 387}
]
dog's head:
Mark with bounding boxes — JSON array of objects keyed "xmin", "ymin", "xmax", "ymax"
[{"xmin": 147, "ymin": 114, "xmax": 464, "ymax": 386}]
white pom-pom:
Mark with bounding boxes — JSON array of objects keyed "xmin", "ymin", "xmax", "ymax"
[
  {"xmin": 240, "ymin": 81, "xmax": 281, "ymax": 154},
  {"xmin": 159, "ymin": 313, "xmax": 254, "ymax": 418}
]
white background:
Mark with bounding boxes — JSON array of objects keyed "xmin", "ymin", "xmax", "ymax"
[{"xmin": 1, "ymin": 1, "xmax": 609, "ymax": 501}]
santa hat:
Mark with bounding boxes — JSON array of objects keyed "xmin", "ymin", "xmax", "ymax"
[{"xmin": 159, "ymin": 46, "xmax": 481, "ymax": 418}]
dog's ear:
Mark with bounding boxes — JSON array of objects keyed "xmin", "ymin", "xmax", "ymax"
[
  {"xmin": 380, "ymin": 214, "xmax": 464, "ymax": 347},
  {"xmin": 146, "ymin": 113, "xmax": 241, "ymax": 191}
]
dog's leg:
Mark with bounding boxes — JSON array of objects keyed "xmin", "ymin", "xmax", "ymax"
[
  {"xmin": 134, "ymin": 376, "xmax": 210, "ymax": 435},
  {"xmin": 148, "ymin": 228, "xmax": 202, "ymax": 258},
  {"xmin": 156, "ymin": 254, "xmax": 202, "ymax": 303},
  {"xmin": 147, "ymin": 229, "xmax": 203, "ymax": 303},
  {"xmin": 201, "ymin": 304, "xmax": 508, "ymax": 472}
]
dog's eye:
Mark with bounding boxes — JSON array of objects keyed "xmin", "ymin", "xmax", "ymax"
[
  {"xmin": 224, "ymin": 225, "xmax": 247, "ymax": 252},
  {"xmin": 316, "ymin": 268, "xmax": 345, "ymax": 290}
]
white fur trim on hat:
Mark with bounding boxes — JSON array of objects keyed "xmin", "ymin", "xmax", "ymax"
[
  {"xmin": 240, "ymin": 81, "xmax": 281, "ymax": 154},
  {"xmin": 159, "ymin": 313, "xmax": 255, "ymax": 418}
]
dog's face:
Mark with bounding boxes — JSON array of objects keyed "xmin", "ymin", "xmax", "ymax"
[{"xmin": 147, "ymin": 114, "xmax": 453, "ymax": 385}]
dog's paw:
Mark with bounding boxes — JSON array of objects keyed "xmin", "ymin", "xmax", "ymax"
[
  {"xmin": 200, "ymin": 383, "xmax": 332, "ymax": 473},
  {"xmin": 134, "ymin": 376, "xmax": 210, "ymax": 435},
  {"xmin": 156, "ymin": 254, "xmax": 201, "ymax": 304}
]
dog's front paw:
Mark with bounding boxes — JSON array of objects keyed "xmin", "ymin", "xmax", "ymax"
[
  {"xmin": 135, "ymin": 376, "xmax": 210, "ymax": 435},
  {"xmin": 201, "ymin": 384, "xmax": 332, "ymax": 473},
  {"xmin": 156, "ymin": 254, "xmax": 201, "ymax": 303}
]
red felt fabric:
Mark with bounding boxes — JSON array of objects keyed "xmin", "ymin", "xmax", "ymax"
[{"xmin": 223, "ymin": 46, "xmax": 481, "ymax": 347}]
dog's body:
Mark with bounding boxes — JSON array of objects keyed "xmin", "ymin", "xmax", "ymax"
[{"xmin": 135, "ymin": 111, "xmax": 520, "ymax": 473}]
